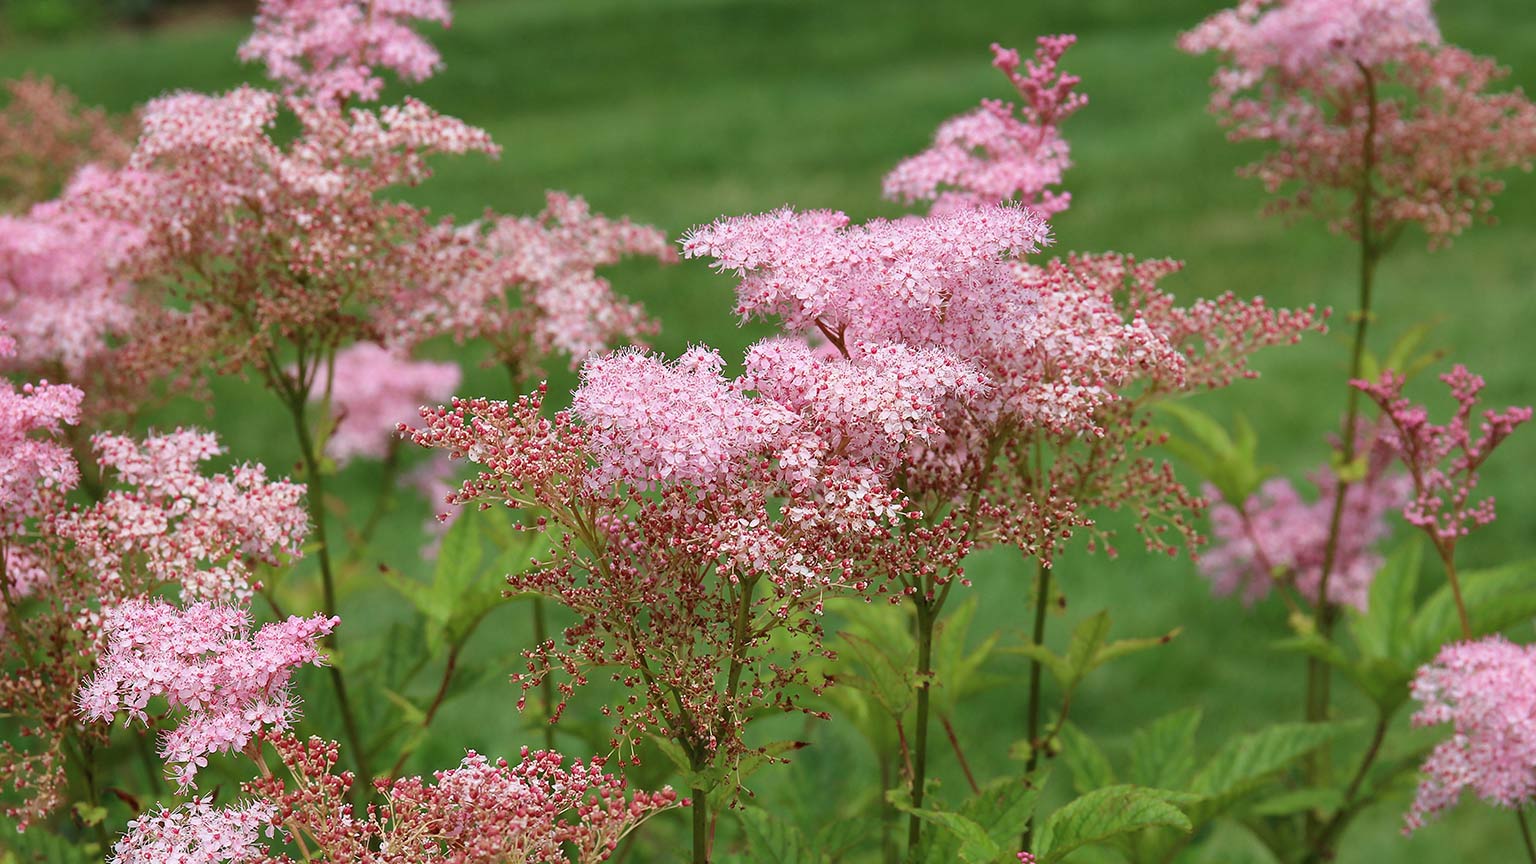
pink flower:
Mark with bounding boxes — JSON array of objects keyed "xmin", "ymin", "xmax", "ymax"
[
  {"xmin": 77, "ymin": 599, "xmax": 337, "ymax": 790},
  {"xmin": 54, "ymin": 429, "xmax": 309, "ymax": 604},
  {"xmin": 239, "ymin": 0, "xmax": 452, "ymax": 104},
  {"xmin": 886, "ymin": 36, "xmax": 1085, "ymax": 216},
  {"xmin": 0, "ymin": 322, "xmax": 82, "ymax": 535},
  {"xmin": 111, "ymin": 797, "xmax": 274, "ymax": 864},
  {"xmin": 1181, "ymin": 0, "xmax": 1536, "ymax": 247},
  {"xmin": 1201, "ymin": 456, "xmax": 1410, "ymax": 610},
  {"xmin": 1406, "ymin": 636, "xmax": 1536, "ymax": 832},
  {"xmin": 1355, "ymin": 366, "xmax": 1531, "ymax": 553},
  {"xmin": 311, "ymin": 342, "xmax": 460, "ymax": 465}
]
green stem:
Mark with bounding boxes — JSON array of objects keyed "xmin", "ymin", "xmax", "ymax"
[
  {"xmin": 907, "ymin": 601, "xmax": 937, "ymax": 862},
  {"xmin": 278, "ymin": 383, "xmax": 373, "ymax": 789},
  {"xmin": 1306, "ymin": 62, "xmax": 1379, "ymax": 847},
  {"xmin": 692, "ymin": 785, "xmax": 710, "ymax": 864},
  {"xmin": 1021, "ymin": 558, "xmax": 1052, "ymax": 851},
  {"xmin": 1439, "ymin": 548, "xmax": 1472, "ymax": 640},
  {"xmin": 1518, "ymin": 810, "xmax": 1536, "ymax": 864}
]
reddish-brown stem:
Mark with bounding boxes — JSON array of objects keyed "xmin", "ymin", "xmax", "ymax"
[{"xmin": 939, "ymin": 712, "xmax": 980, "ymax": 795}]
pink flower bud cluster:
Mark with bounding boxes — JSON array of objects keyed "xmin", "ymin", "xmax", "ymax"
[
  {"xmin": 382, "ymin": 190, "xmax": 673, "ymax": 380},
  {"xmin": 1355, "ymin": 366, "xmax": 1531, "ymax": 556},
  {"xmin": 240, "ymin": 0, "xmax": 452, "ymax": 104},
  {"xmin": 1201, "ymin": 447, "xmax": 1411, "ymax": 610},
  {"xmin": 0, "ymin": 75, "xmax": 134, "ymax": 209},
  {"xmin": 885, "ymin": 36, "xmax": 1086, "ymax": 216},
  {"xmin": 1406, "ymin": 636, "xmax": 1536, "ymax": 832},
  {"xmin": 311, "ymin": 342, "xmax": 461, "ymax": 465},
  {"xmin": 111, "ymin": 797, "xmax": 275, "ymax": 864},
  {"xmin": 78, "ymin": 599, "xmax": 337, "ymax": 790},
  {"xmin": 1181, "ymin": 0, "xmax": 1536, "ymax": 247},
  {"xmin": 53, "ymin": 429, "xmax": 309, "ymax": 605}
]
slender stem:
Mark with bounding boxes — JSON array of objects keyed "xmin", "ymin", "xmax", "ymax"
[
  {"xmin": 1306, "ymin": 62, "xmax": 1380, "ymax": 848},
  {"xmin": 1518, "ymin": 810, "xmax": 1536, "ymax": 864},
  {"xmin": 1439, "ymin": 548, "xmax": 1473, "ymax": 639},
  {"xmin": 692, "ymin": 786, "xmax": 710, "ymax": 864},
  {"xmin": 907, "ymin": 602, "xmax": 937, "ymax": 862},
  {"xmin": 1021, "ymin": 558, "xmax": 1052, "ymax": 851},
  {"xmin": 939, "ymin": 713, "xmax": 980, "ymax": 795},
  {"xmin": 278, "ymin": 383, "xmax": 373, "ymax": 789},
  {"xmin": 532, "ymin": 598, "xmax": 557, "ymax": 750}
]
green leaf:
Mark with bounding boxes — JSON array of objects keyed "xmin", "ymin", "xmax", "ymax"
[
  {"xmin": 1249, "ymin": 786, "xmax": 1345, "ymax": 817},
  {"xmin": 956, "ymin": 773, "xmax": 1047, "ymax": 854},
  {"xmin": 1004, "ymin": 643, "xmax": 1072, "ymax": 689},
  {"xmin": 1411, "ymin": 559, "xmax": 1536, "ymax": 658},
  {"xmin": 1349, "ymin": 538, "xmax": 1422, "ymax": 665},
  {"xmin": 1129, "ymin": 708, "xmax": 1202, "ymax": 790},
  {"xmin": 838, "ymin": 631, "xmax": 917, "ymax": 717},
  {"xmin": 1057, "ymin": 724, "xmax": 1116, "ymax": 796},
  {"xmin": 886, "ymin": 788, "xmax": 1009, "ymax": 864},
  {"xmin": 1094, "ymin": 627, "xmax": 1182, "ymax": 670},
  {"xmin": 649, "ymin": 735, "xmax": 695, "ymax": 777},
  {"xmin": 702, "ymin": 740, "xmax": 809, "ymax": 806},
  {"xmin": 735, "ymin": 807, "xmax": 827, "ymax": 864},
  {"xmin": 1064, "ymin": 611, "xmax": 1112, "ymax": 682},
  {"xmin": 1188, "ymin": 722, "xmax": 1349, "ymax": 816},
  {"xmin": 1034, "ymin": 785, "xmax": 1193, "ymax": 864}
]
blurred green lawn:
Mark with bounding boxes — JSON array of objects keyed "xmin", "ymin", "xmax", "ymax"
[{"xmin": 4, "ymin": 0, "xmax": 1534, "ymax": 860}]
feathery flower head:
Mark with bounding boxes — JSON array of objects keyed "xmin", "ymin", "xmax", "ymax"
[
  {"xmin": 0, "ymin": 325, "xmax": 82, "ymax": 534},
  {"xmin": 886, "ymin": 36, "xmax": 1085, "ymax": 216},
  {"xmin": 312, "ymin": 342, "xmax": 460, "ymax": 465},
  {"xmin": 111, "ymin": 797, "xmax": 274, "ymax": 864},
  {"xmin": 78, "ymin": 599, "xmax": 337, "ymax": 790},
  {"xmin": 54, "ymin": 429, "xmax": 309, "ymax": 604},
  {"xmin": 1181, "ymin": 0, "xmax": 1536, "ymax": 247},
  {"xmin": 1406, "ymin": 636, "xmax": 1536, "ymax": 832},
  {"xmin": 240, "ymin": 0, "xmax": 452, "ymax": 104}
]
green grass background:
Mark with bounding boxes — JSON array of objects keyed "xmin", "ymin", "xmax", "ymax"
[{"xmin": 3, "ymin": 0, "xmax": 1534, "ymax": 860}]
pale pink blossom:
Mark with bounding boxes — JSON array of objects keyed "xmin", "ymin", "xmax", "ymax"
[
  {"xmin": 886, "ymin": 37, "xmax": 1085, "ymax": 216},
  {"xmin": 112, "ymin": 797, "xmax": 274, "ymax": 864},
  {"xmin": 78, "ymin": 599, "xmax": 337, "ymax": 790},
  {"xmin": 240, "ymin": 0, "xmax": 452, "ymax": 104},
  {"xmin": 1406, "ymin": 636, "xmax": 1536, "ymax": 832},
  {"xmin": 0, "ymin": 322, "xmax": 82, "ymax": 534},
  {"xmin": 311, "ymin": 342, "xmax": 460, "ymax": 465},
  {"xmin": 54, "ymin": 429, "xmax": 308, "ymax": 604}
]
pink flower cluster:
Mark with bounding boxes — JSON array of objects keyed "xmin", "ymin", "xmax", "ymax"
[
  {"xmin": 312, "ymin": 342, "xmax": 460, "ymax": 465},
  {"xmin": 78, "ymin": 599, "xmax": 337, "ymax": 790},
  {"xmin": 111, "ymin": 797, "xmax": 275, "ymax": 864},
  {"xmin": 0, "ymin": 323, "xmax": 82, "ymax": 534},
  {"xmin": 240, "ymin": 0, "xmax": 452, "ymax": 104},
  {"xmin": 390, "ymin": 192, "xmax": 674, "ymax": 374},
  {"xmin": 54, "ymin": 429, "xmax": 309, "ymax": 604},
  {"xmin": 1200, "ymin": 459, "xmax": 1410, "ymax": 610},
  {"xmin": 1181, "ymin": 0, "xmax": 1536, "ymax": 247},
  {"xmin": 0, "ymin": 75, "xmax": 134, "ymax": 209},
  {"xmin": 886, "ymin": 37, "xmax": 1085, "ymax": 216},
  {"xmin": 1355, "ymin": 366, "xmax": 1531, "ymax": 554},
  {"xmin": 1406, "ymin": 636, "xmax": 1536, "ymax": 832}
]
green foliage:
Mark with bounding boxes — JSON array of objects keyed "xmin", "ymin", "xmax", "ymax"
[
  {"xmin": 1156, "ymin": 403, "xmax": 1271, "ymax": 505},
  {"xmin": 1033, "ymin": 785, "xmax": 1193, "ymax": 864},
  {"xmin": 888, "ymin": 772, "xmax": 1045, "ymax": 864}
]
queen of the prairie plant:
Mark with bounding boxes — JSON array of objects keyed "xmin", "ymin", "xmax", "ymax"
[
  {"xmin": 0, "ymin": 76, "xmax": 134, "ymax": 210},
  {"xmin": 1181, "ymin": 0, "xmax": 1536, "ymax": 248},
  {"xmin": 308, "ymin": 342, "xmax": 461, "ymax": 466}
]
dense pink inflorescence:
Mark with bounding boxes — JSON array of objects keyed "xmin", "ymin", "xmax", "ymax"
[
  {"xmin": 0, "ymin": 75, "xmax": 134, "ymax": 209},
  {"xmin": 78, "ymin": 599, "xmax": 337, "ymax": 790},
  {"xmin": 0, "ymin": 323, "xmax": 82, "ymax": 535},
  {"xmin": 240, "ymin": 0, "xmax": 452, "ymax": 104},
  {"xmin": 1406, "ymin": 636, "xmax": 1536, "ymax": 832},
  {"xmin": 111, "ymin": 798, "xmax": 275, "ymax": 864},
  {"xmin": 1200, "ymin": 442, "xmax": 1410, "ymax": 610},
  {"xmin": 1181, "ymin": 0, "xmax": 1536, "ymax": 247},
  {"xmin": 312, "ymin": 342, "xmax": 460, "ymax": 465},
  {"xmin": 54, "ymin": 429, "xmax": 309, "ymax": 604},
  {"xmin": 1354, "ymin": 366, "xmax": 1531, "ymax": 557},
  {"xmin": 886, "ymin": 36, "xmax": 1086, "ymax": 216}
]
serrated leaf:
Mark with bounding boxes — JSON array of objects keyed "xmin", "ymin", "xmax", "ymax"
[
  {"xmin": 956, "ymin": 772, "xmax": 1048, "ymax": 854},
  {"xmin": 1188, "ymin": 722, "xmax": 1349, "ymax": 816},
  {"xmin": 649, "ymin": 735, "xmax": 695, "ymax": 777},
  {"xmin": 1130, "ymin": 708, "xmax": 1202, "ymax": 790},
  {"xmin": 1004, "ymin": 643, "xmax": 1072, "ymax": 689},
  {"xmin": 838, "ymin": 631, "xmax": 917, "ymax": 717},
  {"xmin": 887, "ymin": 789, "xmax": 1009, "ymax": 864},
  {"xmin": 1057, "ymin": 724, "xmax": 1116, "ymax": 796},
  {"xmin": 1349, "ymin": 538, "xmax": 1422, "ymax": 665},
  {"xmin": 1065, "ymin": 611, "xmax": 1112, "ymax": 682},
  {"xmin": 1034, "ymin": 785, "xmax": 1193, "ymax": 864},
  {"xmin": 1094, "ymin": 627, "xmax": 1181, "ymax": 670},
  {"xmin": 1249, "ymin": 786, "xmax": 1344, "ymax": 817},
  {"xmin": 1411, "ymin": 559, "xmax": 1536, "ymax": 658}
]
